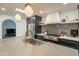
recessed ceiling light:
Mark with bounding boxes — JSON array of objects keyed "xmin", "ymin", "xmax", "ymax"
[
  {"xmin": 39, "ymin": 10, "xmax": 43, "ymax": 14},
  {"xmin": 1, "ymin": 8, "xmax": 6, "ymax": 11}
]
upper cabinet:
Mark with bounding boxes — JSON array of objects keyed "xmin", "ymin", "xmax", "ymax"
[
  {"xmin": 39, "ymin": 16, "xmax": 47, "ymax": 25},
  {"xmin": 44, "ymin": 12, "xmax": 60, "ymax": 24},
  {"xmin": 60, "ymin": 9, "xmax": 79, "ymax": 23},
  {"xmin": 27, "ymin": 15, "xmax": 42, "ymax": 24}
]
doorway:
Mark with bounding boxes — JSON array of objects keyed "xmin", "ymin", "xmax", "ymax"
[{"xmin": 2, "ymin": 20, "xmax": 16, "ymax": 38}]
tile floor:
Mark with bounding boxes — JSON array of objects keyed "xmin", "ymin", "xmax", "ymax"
[{"xmin": 0, "ymin": 37, "xmax": 78, "ymax": 56}]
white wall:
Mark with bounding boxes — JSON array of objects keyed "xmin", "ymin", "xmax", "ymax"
[{"xmin": 0, "ymin": 14, "xmax": 26, "ymax": 39}]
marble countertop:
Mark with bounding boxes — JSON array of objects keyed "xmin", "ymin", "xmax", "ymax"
[
  {"xmin": 37, "ymin": 33, "xmax": 46, "ymax": 36},
  {"xmin": 59, "ymin": 36, "xmax": 79, "ymax": 41},
  {"xmin": 37, "ymin": 33, "xmax": 79, "ymax": 41}
]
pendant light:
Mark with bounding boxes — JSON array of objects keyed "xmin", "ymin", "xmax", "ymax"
[
  {"xmin": 24, "ymin": 3, "xmax": 33, "ymax": 17},
  {"xmin": 15, "ymin": 13, "xmax": 22, "ymax": 21}
]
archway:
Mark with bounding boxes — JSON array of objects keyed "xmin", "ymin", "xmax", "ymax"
[{"xmin": 2, "ymin": 20, "xmax": 16, "ymax": 38}]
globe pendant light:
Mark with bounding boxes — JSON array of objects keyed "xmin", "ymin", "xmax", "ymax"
[
  {"xmin": 15, "ymin": 13, "xmax": 22, "ymax": 21},
  {"xmin": 24, "ymin": 3, "xmax": 33, "ymax": 17}
]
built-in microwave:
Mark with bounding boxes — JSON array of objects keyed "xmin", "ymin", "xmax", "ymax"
[{"xmin": 71, "ymin": 29, "xmax": 78, "ymax": 37}]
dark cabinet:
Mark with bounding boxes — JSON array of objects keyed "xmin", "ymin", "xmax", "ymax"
[
  {"xmin": 26, "ymin": 15, "xmax": 42, "ymax": 38},
  {"xmin": 58, "ymin": 38, "xmax": 79, "ymax": 49}
]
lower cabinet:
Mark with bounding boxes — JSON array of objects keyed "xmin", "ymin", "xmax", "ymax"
[
  {"xmin": 37, "ymin": 35, "xmax": 79, "ymax": 49},
  {"xmin": 58, "ymin": 38, "xmax": 79, "ymax": 49},
  {"xmin": 37, "ymin": 35, "xmax": 44, "ymax": 40},
  {"xmin": 37, "ymin": 35, "xmax": 49, "ymax": 41}
]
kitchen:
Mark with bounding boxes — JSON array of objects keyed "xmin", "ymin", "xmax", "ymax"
[
  {"xmin": 0, "ymin": 3, "xmax": 78, "ymax": 56},
  {"xmin": 26, "ymin": 4, "xmax": 79, "ymax": 54},
  {"xmin": 32, "ymin": 4, "xmax": 79, "ymax": 50}
]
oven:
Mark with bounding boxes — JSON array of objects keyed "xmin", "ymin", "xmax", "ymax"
[{"xmin": 71, "ymin": 29, "xmax": 78, "ymax": 37}]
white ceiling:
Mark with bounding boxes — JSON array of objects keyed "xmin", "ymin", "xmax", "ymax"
[{"xmin": 0, "ymin": 3, "xmax": 78, "ymax": 18}]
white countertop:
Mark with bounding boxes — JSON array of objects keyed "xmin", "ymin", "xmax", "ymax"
[
  {"xmin": 37, "ymin": 33, "xmax": 79, "ymax": 41},
  {"xmin": 37, "ymin": 33, "xmax": 46, "ymax": 36},
  {"xmin": 59, "ymin": 36, "xmax": 79, "ymax": 41}
]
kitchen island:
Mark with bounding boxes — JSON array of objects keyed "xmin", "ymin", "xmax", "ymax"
[{"xmin": 0, "ymin": 36, "xmax": 78, "ymax": 56}]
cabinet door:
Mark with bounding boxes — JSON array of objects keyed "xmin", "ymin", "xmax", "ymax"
[
  {"xmin": 35, "ymin": 25, "xmax": 41, "ymax": 33},
  {"xmin": 61, "ymin": 9, "xmax": 78, "ymax": 22},
  {"xmin": 58, "ymin": 39, "xmax": 78, "ymax": 49},
  {"xmin": 28, "ymin": 18, "xmax": 35, "ymax": 23}
]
